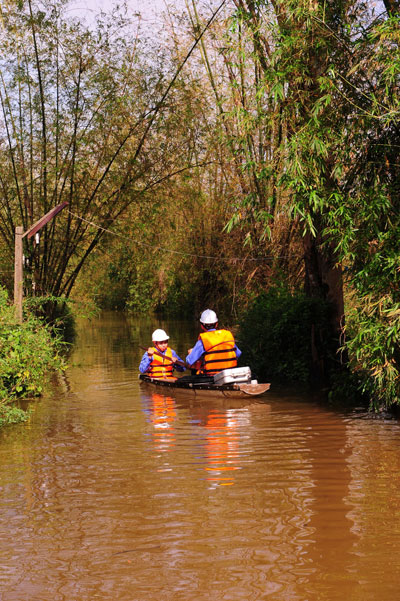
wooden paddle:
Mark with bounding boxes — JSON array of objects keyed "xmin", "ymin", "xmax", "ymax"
[{"xmin": 139, "ymin": 345, "xmax": 188, "ymax": 368}]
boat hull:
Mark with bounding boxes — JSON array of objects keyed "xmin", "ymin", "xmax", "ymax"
[{"xmin": 139, "ymin": 374, "xmax": 270, "ymax": 399}]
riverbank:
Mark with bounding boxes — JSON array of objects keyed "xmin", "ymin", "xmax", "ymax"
[{"xmin": 0, "ymin": 287, "xmax": 65, "ymax": 427}]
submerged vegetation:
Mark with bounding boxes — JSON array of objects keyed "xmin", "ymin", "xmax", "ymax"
[{"xmin": 0, "ymin": 0, "xmax": 399, "ymax": 410}]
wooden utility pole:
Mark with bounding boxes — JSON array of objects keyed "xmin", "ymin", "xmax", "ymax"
[
  {"xmin": 14, "ymin": 226, "xmax": 24, "ymax": 323},
  {"xmin": 13, "ymin": 201, "xmax": 68, "ymax": 323}
]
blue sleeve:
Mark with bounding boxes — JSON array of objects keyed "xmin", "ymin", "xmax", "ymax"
[
  {"xmin": 139, "ymin": 352, "xmax": 152, "ymax": 374},
  {"xmin": 186, "ymin": 340, "xmax": 241, "ymax": 365},
  {"xmin": 186, "ymin": 339, "xmax": 205, "ymax": 366},
  {"xmin": 172, "ymin": 349, "xmax": 186, "ymax": 372}
]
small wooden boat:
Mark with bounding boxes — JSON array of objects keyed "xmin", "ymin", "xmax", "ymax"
[{"xmin": 139, "ymin": 374, "xmax": 270, "ymax": 399}]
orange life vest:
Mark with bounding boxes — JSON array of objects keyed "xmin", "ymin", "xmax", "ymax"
[
  {"xmin": 147, "ymin": 347, "xmax": 176, "ymax": 380},
  {"xmin": 198, "ymin": 329, "xmax": 237, "ymax": 375}
]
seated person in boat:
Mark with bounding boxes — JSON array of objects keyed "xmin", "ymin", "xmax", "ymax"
[
  {"xmin": 139, "ymin": 329, "xmax": 185, "ymax": 380},
  {"xmin": 185, "ymin": 309, "xmax": 241, "ymax": 375}
]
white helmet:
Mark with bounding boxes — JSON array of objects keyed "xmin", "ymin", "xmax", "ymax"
[
  {"xmin": 152, "ymin": 328, "xmax": 169, "ymax": 342},
  {"xmin": 200, "ymin": 309, "xmax": 218, "ymax": 324}
]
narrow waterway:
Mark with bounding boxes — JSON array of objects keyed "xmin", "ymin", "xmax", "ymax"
[{"xmin": 1, "ymin": 312, "xmax": 400, "ymax": 601}]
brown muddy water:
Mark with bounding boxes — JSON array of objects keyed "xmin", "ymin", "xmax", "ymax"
[{"xmin": 1, "ymin": 312, "xmax": 400, "ymax": 601}]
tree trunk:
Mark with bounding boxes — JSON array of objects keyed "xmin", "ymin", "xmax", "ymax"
[
  {"xmin": 303, "ymin": 228, "xmax": 346, "ymax": 385},
  {"xmin": 383, "ymin": 0, "xmax": 400, "ymax": 16}
]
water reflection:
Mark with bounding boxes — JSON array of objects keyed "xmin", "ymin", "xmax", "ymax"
[
  {"xmin": 190, "ymin": 403, "xmax": 254, "ymax": 488},
  {"xmin": 299, "ymin": 409, "xmax": 358, "ymax": 600},
  {"xmin": 2, "ymin": 313, "xmax": 400, "ymax": 601},
  {"xmin": 140, "ymin": 387, "xmax": 259, "ymax": 488},
  {"xmin": 143, "ymin": 393, "xmax": 177, "ymax": 459},
  {"xmin": 203, "ymin": 409, "xmax": 241, "ymax": 487}
]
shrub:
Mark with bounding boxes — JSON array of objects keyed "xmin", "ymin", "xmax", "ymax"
[
  {"xmin": 0, "ymin": 287, "xmax": 65, "ymax": 427},
  {"xmin": 24, "ymin": 295, "xmax": 76, "ymax": 342},
  {"xmin": 237, "ymin": 286, "xmax": 335, "ymax": 384},
  {"xmin": 344, "ymin": 294, "xmax": 400, "ymax": 411}
]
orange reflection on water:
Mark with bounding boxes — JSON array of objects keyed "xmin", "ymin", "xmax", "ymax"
[
  {"xmin": 204, "ymin": 410, "xmax": 240, "ymax": 487},
  {"xmin": 148, "ymin": 393, "xmax": 176, "ymax": 457}
]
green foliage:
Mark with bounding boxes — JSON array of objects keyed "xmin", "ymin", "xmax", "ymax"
[
  {"xmin": 219, "ymin": 1, "xmax": 400, "ymax": 409},
  {"xmin": 0, "ymin": 404, "xmax": 30, "ymax": 428},
  {"xmin": 238, "ymin": 286, "xmax": 335, "ymax": 384},
  {"xmin": 24, "ymin": 295, "xmax": 76, "ymax": 341},
  {"xmin": 2, "ymin": 0, "xmax": 395, "ymax": 412},
  {"xmin": 127, "ymin": 274, "xmax": 157, "ymax": 313},
  {"xmin": 0, "ymin": 0, "xmax": 204, "ymax": 303},
  {"xmin": 0, "ymin": 287, "xmax": 65, "ymax": 427},
  {"xmin": 345, "ymin": 295, "xmax": 400, "ymax": 411},
  {"xmin": 160, "ymin": 275, "xmax": 195, "ymax": 316}
]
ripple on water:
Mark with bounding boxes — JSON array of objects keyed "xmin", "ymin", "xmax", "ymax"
[{"xmin": 1, "ymin": 314, "xmax": 400, "ymax": 601}]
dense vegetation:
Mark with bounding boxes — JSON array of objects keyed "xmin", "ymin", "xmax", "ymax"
[
  {"xmin": 237, "ymin": 287, "xmax": 336, "ymax": 383},
  {"xmin": 0, "ymin": 0, "xmax": 399, "ymax": 410},
  {"xmin": 0, "ymin": 287, "xmax": 65, "ymax": 427}
]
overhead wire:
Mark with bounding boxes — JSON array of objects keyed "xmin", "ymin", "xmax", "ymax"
[{"xmin": 67, "ymin": 210, "xmax": 290, "ymax": 262}]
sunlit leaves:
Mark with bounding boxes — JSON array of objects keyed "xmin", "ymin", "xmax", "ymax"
[{"xmin": 216, "ymin": 0, "xmax": 400, "ymax": 406}]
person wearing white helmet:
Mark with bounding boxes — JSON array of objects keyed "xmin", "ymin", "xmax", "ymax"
[
  {"xmin": 186, "ymin": 309, "xmax": 241, "ymax": 375},
  {"xmin": 139, "ymin": 328, "xmax": 185, "ymax": 380}
]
